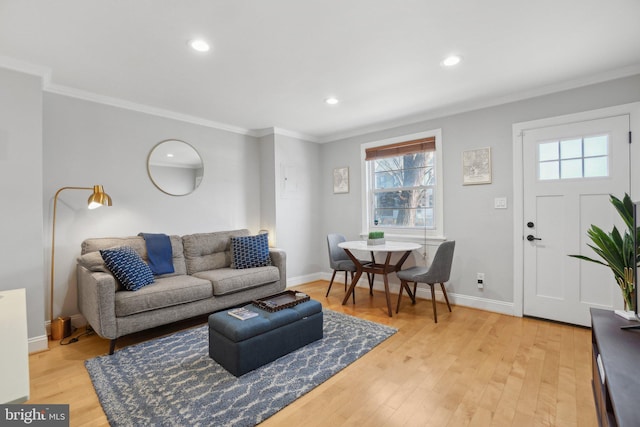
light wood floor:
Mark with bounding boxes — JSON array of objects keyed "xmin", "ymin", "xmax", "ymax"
[{"xmin": 27, "ymin": 281, "xmax": 596, "ymax": 426}]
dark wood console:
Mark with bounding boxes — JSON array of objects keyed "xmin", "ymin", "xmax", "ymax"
[{"xmin": 590, "ymin": 308, "xmax": 640, "ymax": 426}]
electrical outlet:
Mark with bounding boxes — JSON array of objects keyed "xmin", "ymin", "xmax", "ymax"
[
  {"xmin": 494, "ymin": 197, "xmax": 508, "ymax": 209},
  {"xmin": 477, "ymin": 273, "xmax": 485, "ymax": 289}
]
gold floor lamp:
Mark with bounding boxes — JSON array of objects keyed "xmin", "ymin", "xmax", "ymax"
[{"xmin": 50, "ymin": 185, "xmax": 112, "ymax": 340}]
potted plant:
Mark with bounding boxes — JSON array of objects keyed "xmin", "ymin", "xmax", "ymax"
[
  {"xmin": 367, "ymin": 231, "xmax": 385, "ymax": 245},
  {"xmin": 569, "ymin": 193, "xmax": 638, "ymax": 317}
]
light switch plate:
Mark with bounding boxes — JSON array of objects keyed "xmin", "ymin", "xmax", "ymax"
[{"xmin": 494, "ymin": 197, "xmax": 507, "ymax": 209}]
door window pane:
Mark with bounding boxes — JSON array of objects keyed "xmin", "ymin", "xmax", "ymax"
[
  {"xmin": 539, "ymin": 142, "xmax": 559, "ymax": 161},
  {"xmin": 560, "ymin": 139, "xmax": 582, "ymax": 159},
  {"xmin": 584, "ymin": 135, "xmax": 608, "ymax": 157},
  {"xmin": 584, "ymin": 157, "xmax": 608, "ymax": 177},
  {"xmin": 539, "ymin": 161, "xmax": 559, "ymax": 180},
  {"xmin": 561, "ymin": 159, "xmax": 582, "ymax": 179}
]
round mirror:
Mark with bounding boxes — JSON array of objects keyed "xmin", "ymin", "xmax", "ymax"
[{"xmin": 147, "ymin": 140, "xmax": 204, "ymax": 196}]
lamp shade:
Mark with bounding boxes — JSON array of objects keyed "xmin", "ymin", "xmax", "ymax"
[{"xmin": 87, "ymin": 185, "xmax": 112, "ymax": 209}]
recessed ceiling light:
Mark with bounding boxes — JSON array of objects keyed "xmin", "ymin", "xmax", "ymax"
[
  {"xmin": 167, "ymin": 153, "xmax": 174, "ymax": 158},
  {"xmin": 325, "ymin": 97, "xmax": 339, "ymax": 105},
  {"xmin": 442, "ymin": 55, "xmax": 461, "ymax": 67},
  {"xmin": 189, "ymin": 39, "xmax": 210, "ymax": 53}
]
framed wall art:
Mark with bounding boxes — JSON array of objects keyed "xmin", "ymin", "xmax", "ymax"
[
  {"xmin": 462, "ymin": 147, "xmax": 492, "ymax": 185},
  {"xmin": 333, "ymin": 167, "xmax": 349, "ymax": 193}
]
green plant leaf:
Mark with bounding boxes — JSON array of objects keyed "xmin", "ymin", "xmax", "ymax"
[
  {"xmin": 610, "ymin": 193, "xmax": 634, "ymax": 231},
  {"xmin": 568, "ymin": 254, "xmax": 608, "ymax": 267}
]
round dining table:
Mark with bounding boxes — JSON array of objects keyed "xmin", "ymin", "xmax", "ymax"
[{"xmin": 338, "ymin": 240, "xmax": 421, "ymax": 317}]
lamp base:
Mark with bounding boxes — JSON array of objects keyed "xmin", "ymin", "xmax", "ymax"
[{"xmin": 50, "ymin": 316, "xmax": 71, "ymax": 340}]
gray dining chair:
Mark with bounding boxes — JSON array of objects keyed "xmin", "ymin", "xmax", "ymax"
[
  {"xmin": 326, "ymin": 233, "xmax": 373, "ymax": 301},
  {"xmin": 396, "ymin": 240, "xmax": 455, "ymax": 323}
]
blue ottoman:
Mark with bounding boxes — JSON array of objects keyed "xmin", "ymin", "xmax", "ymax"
[{"xmin": 208, "ymin": 299, "xmax": 323, "ymax": 376}]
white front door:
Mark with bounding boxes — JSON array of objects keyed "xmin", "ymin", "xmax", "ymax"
[{"xmin": 522, "ymin": 114, "xmax": 630, "ymax": 326}]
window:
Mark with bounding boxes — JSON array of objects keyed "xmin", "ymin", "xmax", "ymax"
[
  {"xmin": 538, "ymin": 134, "xmax": 609, "ymax": 180},
  {"xmin": 362, "ymin": 130, "xmax": 443, "ymax": 239}
]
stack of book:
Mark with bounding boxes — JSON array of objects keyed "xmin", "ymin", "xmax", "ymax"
[{"xmin": 227, "ymin": 307, "xmax": 259, "ymax": 320}]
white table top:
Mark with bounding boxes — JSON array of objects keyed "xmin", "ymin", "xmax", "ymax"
[{"xmin": 339, "ymin": 240, "xmax": 421, "ymax": 252}]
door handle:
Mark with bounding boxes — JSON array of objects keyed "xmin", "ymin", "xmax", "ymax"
[{"xmin": 527, "ymin": 235, "xmax": 542, "ymax": 241}]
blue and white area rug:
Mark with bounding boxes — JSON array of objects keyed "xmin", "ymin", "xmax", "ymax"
[{"xmin": 85, "ymin": 309, "xmax": 397, "ymax": 426}]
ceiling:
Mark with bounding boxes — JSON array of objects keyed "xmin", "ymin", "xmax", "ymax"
[{"xmin": 1, "ymin": 0, "xmax": 640, "ymax": 142}]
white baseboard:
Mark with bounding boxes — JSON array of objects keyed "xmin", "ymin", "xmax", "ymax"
[
  {"xmin": 28, "ymin": 335, "xmax": 49, "ymax": 354},
  {"xmin": 308, "ymin": 272, "xmax": 515, "ymax": 316},
  {"xmin": 287, "ymin": 272, "xmax": 325, "ymax": 288}
]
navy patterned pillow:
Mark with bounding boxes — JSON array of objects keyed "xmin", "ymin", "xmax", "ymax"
[
  {"xmin": 100, "ymin": 246, "xmax": 155, "ymax": 291},
  {"xmin": 230, "ymin": 234, "xmax": 272, "ymax": 269}
]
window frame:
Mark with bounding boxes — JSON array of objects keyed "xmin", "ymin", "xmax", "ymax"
[{"xmin": 361, "ymin": 129, "xmax": 444, "ymax": 241}]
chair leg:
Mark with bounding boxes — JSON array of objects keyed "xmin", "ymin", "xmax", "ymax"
[
  {"xmin": 440, "ymin": 282, "xmax": 452, "ymax": 312},
  {"xmin": 412, "ymin": 282, "xmax": 417, "ymax": 305},
  {"xmin": 350, "ymin": 271, "xmax": 355, "ymax": 303},
  {"xmin": 430, "ymin": 284, "xmax": 438, "ymax": 323},
  {"xmin": 326, "ymin": 270, "xmax": 338, "ymax": 297},
  {"xmin": 396, "ymin": 280, "xmax": 406, "ymax": 313},
  {"xmin": 368, "ymin": 273, "xmax": 374, "ymax": 295}
]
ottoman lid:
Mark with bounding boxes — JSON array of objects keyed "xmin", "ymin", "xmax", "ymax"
[{"xmin": 209, "ymin": 299, "xmax": 322, "ymax": 342}]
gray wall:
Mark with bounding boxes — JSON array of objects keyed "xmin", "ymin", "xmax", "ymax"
[
  {"xmin": 321, "ymin": 74, "xmax": 640, "ymax": 308},
  {"xmin": 273, "ymin": 134, "xmax": 322, "ymax": 281},
  {"xmin": 259, "ymin": 131, "xmax": 323, "ymax": 280},
  {"xmin": 43, "ymin": 93, "xmax": 262, "ymax": 324},
  {"xmin": 0, "ymin": 68, "xmax": 45, "ymax": 341}
]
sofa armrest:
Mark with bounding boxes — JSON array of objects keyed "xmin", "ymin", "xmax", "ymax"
[
  {"xmin": 77, "ymin": 265, "xmax": 118, "ymax": 339},
  {"xmin": 269, "ymin": 248, "xmax": 287, "ymax": 287}
]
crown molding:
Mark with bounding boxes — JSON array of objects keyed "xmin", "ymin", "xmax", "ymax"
[
  {"xmin": 251, "ymin": 127, "xmax": 318, "ymax": 142},
  {"xmin": 0, "ymin": 55, "xmax": 51, "ymax": 87},
  {"xmin": 45, "ymin": 83, "xmax": 255, "ymax": 136},
  {"xmin": 318, "ymin": 64, "xmax": 640, "ymax": 143}
]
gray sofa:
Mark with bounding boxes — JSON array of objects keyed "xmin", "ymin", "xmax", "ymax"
[{"xmin": 76, "ymin": 229, "xmax": 286, "ymax": 354}]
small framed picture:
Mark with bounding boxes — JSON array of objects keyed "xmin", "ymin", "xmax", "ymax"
[
  {"xmin": 463, "ymin": 147, "xmax": 492, "ymax": 185},
  {"xmin": 333, "ymin": 167, "xmax": 349, "ymax": 194}
]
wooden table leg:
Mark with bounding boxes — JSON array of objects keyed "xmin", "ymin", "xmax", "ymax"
[
  {"xmin": 395, "ymin": 250, "xmax": 413, "ymax": 272},
  {"xmin": 342, "ymin": 270, "xmax": 363, "ymax": 305},
  {"xmin": 341, "ymin": 248, "xmax": 415, "ymax": 317},
  {"xmin": 382, "ymin": 273, "xmax": 393, "ymax": 317},
  {"xmin": 342, "ymin": 249, "xmax": 363, "ymax": 305},
  {"xmin": 382, "ymin": 252, "xmax": 393, "ymax": 317}
]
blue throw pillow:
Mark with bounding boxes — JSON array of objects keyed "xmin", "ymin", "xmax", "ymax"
[
  {"xmin": 230, "ymin": 234, "xmax": 272, "ymax": 269},
  {"xmin": 100, "ymin": 246, "xmax": 155, "ymax": 291}
]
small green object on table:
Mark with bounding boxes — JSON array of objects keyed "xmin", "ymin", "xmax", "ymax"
[{"xmin": 367, "ymin": 231, "xmax": 385, "ymax": 245}]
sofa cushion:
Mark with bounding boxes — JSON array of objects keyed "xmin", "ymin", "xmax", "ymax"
[
  {"xmin": 77, "ymin": 251, "xmax": 110, "ymax": 272},
  {"xmin": 193, "ymin": 266, "xmax": 280, "ymax": 296},
  {"xmin": 81, "ymin": 235, "xmax": 187, "ymax": 277},
  {"xmin": 114, "ymin": 275, "xmax": 214, "ymax": 317},
  {"xmin": 182, "ymin": 229, "xmax": 250, "ymax": 274},
  {"xmin": 100, "ymin": 246, "xmax": 155, "ymax": 291},
  {"xmin": 230, "ymin": 234, "xmax": 272, "ymax": 269}
]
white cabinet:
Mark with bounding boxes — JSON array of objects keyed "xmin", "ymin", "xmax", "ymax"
[{"xmin": 0, "ymin": 288, "xmax": 30, "ymax": 403}]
